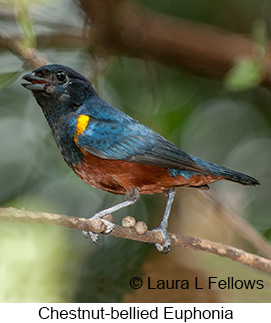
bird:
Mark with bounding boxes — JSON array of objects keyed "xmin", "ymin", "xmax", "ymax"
[{"xmin": 21, "ymin": 64, "xmax": 259, "ymax": 253}]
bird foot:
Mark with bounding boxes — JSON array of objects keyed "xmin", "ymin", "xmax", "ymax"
[
  {"xmin": 83, "ymin": 217, "xmax": 115, "ymax": 245},
  {"xmin": 82, "ymin": 189, "xmax": 140, "ymax": 246},
  {"xmin": 83, "ymin": 230, "xmax": 104, "ymax": 245},
  {"xmin": 153, "ymin": 226, "xmax": 171, "ymax": 254}
]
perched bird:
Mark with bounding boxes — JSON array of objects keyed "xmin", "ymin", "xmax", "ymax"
[{"xmin": 22, "ymin": 64, "xmax": 259, "ymax": 253}]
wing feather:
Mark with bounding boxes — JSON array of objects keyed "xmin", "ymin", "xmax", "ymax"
[{"xmin": 76, "ymin": 115, "xmax": 211, "ymax": 175}]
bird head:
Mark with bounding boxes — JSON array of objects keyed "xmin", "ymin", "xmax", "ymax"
[{"xmin": 22, "ymin": 64, "xmax": 96, "ymax": 115}]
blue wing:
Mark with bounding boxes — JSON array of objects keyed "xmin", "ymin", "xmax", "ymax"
[{"xmin": 75, "ymin": 99, "xmax": 211, "ymax": 174}]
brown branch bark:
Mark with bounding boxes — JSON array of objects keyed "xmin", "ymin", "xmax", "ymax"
[
  {"xmin": 2, "ymin": 0, "xmax": 271, "ymax": 87},
  {"xmin": 0, "ymin": 207, "xmax": 270, "ymax": 274},
  {"xmin": 0, "ymin": 32, "xmax": 49, "ymax": 69},
  {"xmin": 78, "ymin": 0, "xmax": 271, "ymax": 88},
  {"xmin": 0, "ymin": 32, "xmax": 87, "ymax": 53}
]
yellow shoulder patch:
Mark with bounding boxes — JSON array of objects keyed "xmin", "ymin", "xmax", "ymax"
[{"xmin": 74, "ymin": 115, "xmax": 90, "ymax": 145}]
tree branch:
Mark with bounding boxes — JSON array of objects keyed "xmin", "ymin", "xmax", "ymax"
[
  {"xmin": 2, "ymin": 0, "xmax": 271, "ymax": 88},
  {"xmin": 199, "ymin": 191, "xmax": 271, "ymax": 259},
  {"xmin": 0, "ymin": 32, "xmax": 49, "ymax": 69},
  {"xmin": 0, "ymin": 207, "xmax": 270, "ymax": 274},
  {"xmin": 78, "ymin": 0, "xmax": 271, "ymax": 88}
]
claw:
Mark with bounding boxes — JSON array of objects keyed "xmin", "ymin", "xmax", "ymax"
[
  {"xmin": 155, "ymin": 243, "xmax": 171, "ymax": 254},
  {"xmin": 83, "ymin": 218, "xmax": 115, "ymax": 245},
  {"xmin": 83, "ymin": 231, "xmax": 104, "ymax": 245},
  {"xmin": 153, "ymin": 226, "xmax": 171, "ymax": 254},
  {"xmin": 153, "ymin": 187, "xmax": 176, "ymax": 254},
  {"xmin": 101, "ymin": 219, "xmax": 115, "ymax": 234}
]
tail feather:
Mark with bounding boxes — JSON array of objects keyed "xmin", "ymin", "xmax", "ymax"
[
  {"xmin": 192, "ymin": 156, "xmax": 260, "ymax": 186},
  {"xmin": 217, "ymin": 167, "xmax": 260, "ymax": 185}
]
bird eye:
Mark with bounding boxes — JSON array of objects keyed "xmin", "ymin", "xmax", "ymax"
[{"xmin": 56, "ymin": 71, "xmax": 67, "ymax": 82}]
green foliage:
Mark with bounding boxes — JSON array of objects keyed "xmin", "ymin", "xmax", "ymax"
[
  {"xmin": 262, "ymin": 227, "xmax": 271, "ymax": 241},
  {"xmin": 0, "ymin": 221, "xmax": 74, "ymax": 302},
  {"xmin": 224, "ymin": 18, "xmax": 267, "ymax": 92},
  {"xmin": 0, "ymin": 70, "xmax": 22, "ymax": 90},
  {"xmin": 74, "ymin": 237, "xmax": 149, "ymax": 302},
  {"xmin": 252, "ymin": 18, "xmax": 267, "ymax": 53},
  {"xmin": 224, "ymin": 57, "xmax": 264, "ymax": 92},
  {"xmin": 15, "ymin": 0, "xmax": 36, "ymax": 47}
]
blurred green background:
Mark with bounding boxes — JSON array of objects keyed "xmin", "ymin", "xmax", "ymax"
[{"xmin": 0, "ymin": 0, "xmax": 270, "ymax": 302}]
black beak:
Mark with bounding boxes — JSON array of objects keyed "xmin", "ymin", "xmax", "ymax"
[{"xmin": 21, "ymin": 72, "xmax": 47, "ymax": 91}]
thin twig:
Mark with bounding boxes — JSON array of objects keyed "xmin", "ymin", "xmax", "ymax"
[
  {"xmin": 199, "ymin": 191, "xmax": 271, "ymax": 259},
  {"xmin": 0, "ymin": 32, "xmax": 49, "ymax": 69},
  {"xmin": 0, "ymin": 207, "xmax": 270, "ymax": 274}
]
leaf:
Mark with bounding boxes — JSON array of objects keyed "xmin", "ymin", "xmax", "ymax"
[
  {"xmin": 224, "ymin": 57, "xmax": 265, "ymax": 92},
  {"xmin": 15, "ymin": 0, "xmax": 36, "ymax": 48},
  {"xmin": 0, "ymin": 71, "xmax": 22, "ymax": 90},
  {"xmin": 262, "ymin": 227, "xmax": 271, "ymax": 241},
  {"xmin": 252, "ymin": 19, "xmax": 267, "ymax": 53}
]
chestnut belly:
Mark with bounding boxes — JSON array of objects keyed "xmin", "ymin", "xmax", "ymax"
[{"xmin": 72, "ymin": 150, "xmax": 221, "ymax": 195}]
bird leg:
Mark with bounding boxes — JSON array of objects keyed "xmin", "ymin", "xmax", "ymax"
[
  {"xmin": 153, "ymin": 187, "xmax": 176, "ymax": 254},
  {"xmin": 83, "ymin": 188, "xmax": 140, "ymax": 244}
]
